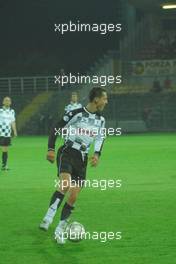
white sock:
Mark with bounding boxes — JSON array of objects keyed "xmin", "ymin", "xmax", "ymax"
[
  {"xmin": 55, "ymin": 220, "xmax": 68, "ymax": 233},
  {"xmin": 44, "ymin": 198, "xmax": 60, "ymax": 223}
]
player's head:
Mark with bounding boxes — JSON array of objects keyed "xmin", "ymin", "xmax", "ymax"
[
  {"xmin": 3, "ymin": 97, "xmax": 12, "ymax": 108},
  {"xmin": 89, "ymin": 87, "xmax": 108, "ymax": 111},
  {"xmin": 71, "ymin": 92, "xmax": 78, "ymax": 103}
]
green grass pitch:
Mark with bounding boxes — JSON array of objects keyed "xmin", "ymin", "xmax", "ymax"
[{"xmin": 0, "ymin": 133, "xmax": 176, "ymax": 264}]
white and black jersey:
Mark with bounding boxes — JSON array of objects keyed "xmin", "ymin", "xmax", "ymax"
[
  {"xmin": 48, "ymin": 107, "xmax": 105, "ymax": 156},
  {"xmin": 0, "ymin": 107, "xmax": 15, "ymax": 137},
  {"xmin": 64, "ymin": 102, "xmax": 82, "ymax": 113}
]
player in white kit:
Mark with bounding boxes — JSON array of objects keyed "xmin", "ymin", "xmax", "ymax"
[
  {"xmin": 64, "ymin": 92, "xmax": 82, "ymax": 113},
  {"xmin": 0, "ymin": 97, "xmax": 17, "ymax": 170}
]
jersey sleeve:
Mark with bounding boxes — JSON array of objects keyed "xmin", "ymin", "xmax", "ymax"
[
  {"xmin": 94, "ymin": 117, "xmax": 106, "ymax": 156},
  {"xmin": 48, "ymin": 110, "xmax": 81, "ymax": 151}
]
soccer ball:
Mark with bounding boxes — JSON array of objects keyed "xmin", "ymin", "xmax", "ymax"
[{"xmin": 66, "ymin": 221, "xmax": 85, "ymax": 242}]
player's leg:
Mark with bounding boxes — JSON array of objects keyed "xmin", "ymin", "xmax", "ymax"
[
  {"xmin": 39, "ymin": 172, "xmax": 71, "ymax": 230},
  {"xmin": 55, "ymin": 152, "xmax": 87, "ymax": 234},
  {"xmin": 67, "ymin": 184, "xmax": 82, "ymax": 205},
  {"xmin": 1, "ymin": 137, "xmax": 11, "ymax": 170},
  {"xmin": 59, "ymin": 184, "xmax": 81, "ymax": 224},
  {"xmin": 1, "ymin": 146, "xmax": 8, "ymax": 170},
  {"xmin": 39, "ymin": 146, "xmax": 73, "ymax": 230},
  {"xmin": 55, "ymin": 184, "xmax": 82, "ymax": 244},
  {"xmin": 55, "ymin": 152, "xmax": 87, "ymax": 244}
]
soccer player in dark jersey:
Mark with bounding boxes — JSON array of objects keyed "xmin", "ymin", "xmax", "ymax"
[
  {"xmin": 0, "ymin": 97, "xmax": 17, "ymax": 170},
  {"xmin": 39, "ymin": 87, "xmax": 108, "ymax": 244}
]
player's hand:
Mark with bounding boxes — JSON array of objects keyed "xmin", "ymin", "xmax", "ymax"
[
  {"xmin": 47, "ymin": 150, "xmax": 55, "ymax": 163},
  {"xmin": 89, "ymin": 154, "xmax": 99, "ymax": 167}
]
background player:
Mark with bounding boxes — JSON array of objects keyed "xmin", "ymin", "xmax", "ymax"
[
  {"xmin": 64, "ymin": 92, "xmax": 82, "ymax": 113},
  {"xmin": 40, "ymin": 87, "xmax": 108, "ymax": 244},
  {"xmin": 0, "ymin": 97, "xmax": 17, "ymax": 170}
]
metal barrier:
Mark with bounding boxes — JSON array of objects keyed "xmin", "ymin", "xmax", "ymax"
[{"xmin": 0, "ymin": 76, "xmax": 60, "ymax": 94}]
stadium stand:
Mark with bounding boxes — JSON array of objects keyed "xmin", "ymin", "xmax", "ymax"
[
  {"xmin": 17, "ymin": 91, "xmax": 54, "ymax": 132},
  {"xmin": 136, "ymin": 31, "xmax": 176, "ymax": 60}
]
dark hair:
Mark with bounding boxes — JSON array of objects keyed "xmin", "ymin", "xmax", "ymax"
[{"xmin": 89, "ymin": 87, "xmax": 106, "ymax": 102}]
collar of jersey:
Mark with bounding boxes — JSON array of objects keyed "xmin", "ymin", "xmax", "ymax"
[
  {"xmin": 84, "ymin": 107, "xmax": 96, "ymax": 115},
  {"xmin": 3, "ymin": 106, "xmax": 10, "ymax": 110}
]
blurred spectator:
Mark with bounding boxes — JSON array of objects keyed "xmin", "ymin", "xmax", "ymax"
[
  {"xmin": 60, "ymin": 68, "xmax": 65, "ymax": 76},
  {"xmin": 142, "ymin": 106, "xmax": 152, "ymax": 128},
  {"xmin": 64, "ymin": 92, "xmax": 82, "ymax": 113},
  {"xmin": 163, "ymin": 76, "xmax": 172, "ymax": 90},
  {"xmin": 39, "ymin": 114, "xmax": 45, "ymax": 134},
  {"xmin": 171, "ymin": 35, "xmax": 176, "ymax": 54},
  {"xmin": 141, "ymin": 31, "xmax": 176, "ymax": 60},
  {"xmin": 171, "ymin": 34, "xmax": 176, "ymax": 46},
  {"xmin": 151, "ymin": 78, "xmax": 162, "ymax": 93},
  {"xmin": 48, "ymin": 114, "xmax": 54, "ymax": 131}
]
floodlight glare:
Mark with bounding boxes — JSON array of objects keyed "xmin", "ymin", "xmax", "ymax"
[{"xmin": 162, "ymin": 4, "xmax": 176, "ymax": 9}]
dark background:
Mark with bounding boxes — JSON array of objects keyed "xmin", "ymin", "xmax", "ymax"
[{"xmin": 0, "ymin": 0, "xmax": 121, "ymax": 75}]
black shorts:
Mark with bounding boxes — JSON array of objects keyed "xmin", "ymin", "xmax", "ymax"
[
  {"xmin": 0, "ymin": 137, "xmax": 11, "ymax": 146},
  {"xmin": 57, "ymin": 145, "xmax": 88, "ymax": 185}
]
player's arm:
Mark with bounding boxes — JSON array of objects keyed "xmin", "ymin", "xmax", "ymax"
[
  {"xmin": 90, "ymin": 118, "xmax": 106, "ymax": 167},
  {"xmin": 47, "ymin": 111, "xmax": 79, "ymax": 163},
  {"xmin": 47, "ymin": 119, "xmax": 66, "ymax": 163},
  {"xmin": 11, "ymin": 111, "xmax": 17, "ymax": 137},
  {"xmin": 11, "ymin": 121, "xmax": 17, "ymax": 137}
]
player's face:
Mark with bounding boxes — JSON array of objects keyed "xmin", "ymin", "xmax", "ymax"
[
  {"xmin": 96, "ymin": 92, "xmax": 108, "ymax": 111},
  {"xmin": 71, "ymin": 94, "xmax": 78, "ymax": 103},
  {"xmin": 3, "ymin": 97, "xmax": 11, "ymax": 107}
]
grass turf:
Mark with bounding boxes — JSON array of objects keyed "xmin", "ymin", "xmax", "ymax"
[{"xmin": 0, "ymin": 134, "xmax": 176, "ymax": 264}]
